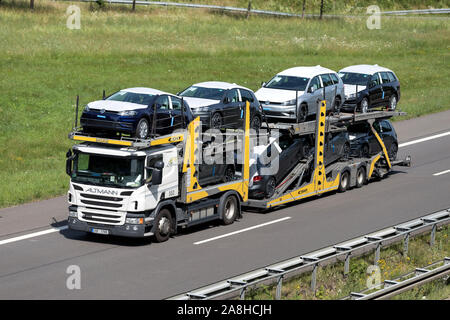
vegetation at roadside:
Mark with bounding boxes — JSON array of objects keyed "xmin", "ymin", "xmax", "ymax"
[
  {"xmin": 245, "ymin": 225, "xmax": 449, "ymax": 300},
  {"xmin": 0, "ymin": 1, "xmax": 449, "ymax": 207}
]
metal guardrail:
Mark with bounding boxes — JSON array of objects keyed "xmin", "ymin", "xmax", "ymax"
[
  {"xmin": 168, "ymin": 208, "xmax": 450, "ymax": 300},
  {"xmin": 58, "ymin": 1, "xmax": 450, "ymax": 18},
  {"xmin": 346, "ymin": 257, "xmax": 450, "ymax": 300}
]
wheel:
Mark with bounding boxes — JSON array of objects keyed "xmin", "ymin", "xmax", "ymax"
[
  {"xmin": 251, "ymin": 116, "xmax": 261, "ymax": 132},
  {"xmin": 135, "ymin": 118, "xmax": 150, "ymax": 139},
  {"xmin": 338, "ymin": 171, "xmax": 350, "ymax": 193},
  {"xmin": 265, "ymin": 176, "xmax": 276, "ymax": 199},
  {"xmin": 298, "ymin": 104, "xmax": 308, "ymax": 122},
  {"xmin": 355, "ymin": 166, "xmax": 366, "ymax": 188},
  {"xmin": 333, "ymin": 97, "xmax": 341, "ymax": 114},
  {"xmin": 211, "ymin": 112, "xmax": 223, "ymax": 129},
  {"xmin": 388, "ymin": 143, "xmax": 398, "ymax": 161},
  {"xmin": 360, "ymin": 98, "xmax": 369, "ymax": 113},
  {"xmin": 360, "ymin": 144, "xmax": 370, "ymax": 158},
  {"xmin": 153, "ymin": 209, "xmax": 173, "ymax": 243},
  {"xmin": 388, "ymin": 95, "xmax": 397, "ymax": 111},
  {"xmin": 223, "ymin": 166, "xmax": 235, "ymax": 182},
  {"xmin": 342, "ymin": 143, "xmax": 350, "ymax": 160},
  {"xmin": 220, "ymin": 194, "xmax": 239, "ymax": 225}
]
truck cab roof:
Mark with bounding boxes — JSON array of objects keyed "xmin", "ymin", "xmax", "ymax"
[{"xmin": 73, "ymin": 143, "xmax": 177, "ymax": 157}]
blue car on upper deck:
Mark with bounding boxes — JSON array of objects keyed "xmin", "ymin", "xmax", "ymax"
[{"xmin": 80, "ymin": 87, "xmax": 194, "ymax": 139}]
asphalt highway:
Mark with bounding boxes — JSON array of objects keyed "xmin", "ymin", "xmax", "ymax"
[{"xmin": 0, "ymin": 110, "xmax": 449, "ymax": 299}]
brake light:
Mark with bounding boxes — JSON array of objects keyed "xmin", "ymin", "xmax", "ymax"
[{"xmin": 253, "ymin": 176, "xmax": 262, "ymax": 182}]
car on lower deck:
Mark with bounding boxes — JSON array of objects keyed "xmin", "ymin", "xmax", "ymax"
[
  {"xmin": 178, "ymin": 81, "xmax": 264, "ymax": 131},
  {"xmin": 80, "ymin": 87, "xmax": 194, "ymax": 139},
  {"xmin": 348, "ymin": 119, "xmax": 398, "ymax": 161},
  {"xmin": 338, "ymin": 64, "xmax": 401, "ymax": 113},
  {"xmin": 255, "ymin": 65, "xmax": 344, "ymax": 122}
]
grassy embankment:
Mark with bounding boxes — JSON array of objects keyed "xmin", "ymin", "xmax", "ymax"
[
  {"xmin": 0, "ymin": 1, "xmax": 449, "ymax": 207},
  {"xmin": 245, "ymin": 225, "xmax": 449, "ymax": 300}
]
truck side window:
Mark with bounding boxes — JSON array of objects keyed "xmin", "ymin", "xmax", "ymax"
[{"xmin": 145, "ymin": 156, "xmax": 163, "ymax": 183}]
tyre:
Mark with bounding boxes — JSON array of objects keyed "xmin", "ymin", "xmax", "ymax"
[
  {"xmin": 265, "ymin": 177, "xmax": 276, "ymax": 199},
  {"xmin": 355, "ymin": 166, "xmax": 366, "ymax": 188},
  {"xmin": 251, "ymin": 116, "xmax": 261, "ymax": 132},
  {"xmin": 223, "ymin": 165, "xmax": 235, "ymax": 182},
  {"xmin": 360, "ymin": 98, "xmax": 369, "ymax": 113},
  {"xmin": 360, "ymin": 144, "xmax": 370, "ymax": 158},
  {"xmin": 298, "ymin": 104, "xmax": 308, "ymax": 122},
  {"xmin": 333, "ymin": 97, "xmax": 341, "ymax": 114},
  {"xmin": 388, "ymin": 95, "xmax": 397, "ymax": 111},
  {"xmin": 338, "ymin": 170, "xmax": 350, "ymax": 193},
  {"xmin": 220, "ymin": 194, "xmax": 239, "ymax": 225},
  {"xmin": 135, "ymin": 118, "xmax": 150, "ymax": 139},
  {"xmin": 211, "ymin": 112, "xmax": 223, "ymax": 129},
  {"xmin": 388, "ymin": 143, "xmax": 398, "ymax": 161},
  {"xmin": 153, "ymin": 209, "xmax": 173, "ymax": 243}
]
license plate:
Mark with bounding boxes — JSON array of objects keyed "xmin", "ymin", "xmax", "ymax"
[{"xmin": 91, "ymin": 228, "xmax": 109, "ymax": 235}]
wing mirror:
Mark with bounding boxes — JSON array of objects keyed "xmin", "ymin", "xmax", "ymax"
[
  {"xmin": 146, "ymin": 160, "xmax": 164, "ymax": 186},
  {"xmin": 223, "ymin": 97, "xmax": 231, "ymax": 104},
  {"xmin": 309, "ymin": 86, "xmax": 315, "ymax": 93},
  {"xmin": 66, "ymin": 149, "xmax": 74, "ymax": 176},
  {"xmin": 261, "ymin": 81, "xmax": 266, "ymax": 87}
]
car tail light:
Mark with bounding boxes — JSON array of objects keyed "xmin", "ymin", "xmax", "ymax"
[{"xmin": 253, "ymin": 176, "xmax": 262, "ymax": 182}]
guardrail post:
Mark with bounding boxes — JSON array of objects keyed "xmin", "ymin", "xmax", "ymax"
[
  {"xmin": 275, "ymin": 275, "xmax": 283, "ymax": 300},
  {"xmin": 344, "ymin": 253, "xmax": 351, "ymax": 275},
  {"xmin": 375, "ymin": 242, "xmax": 382, "ymax": 265},
  {"xmin": 311, "ymin": 263, "xmax": 317, "ymax": 292},
  {"xmin": 430, "ymin": 224, "xmax": 437, "ymax": 247},
  {"xmin": 403, "ymin": 233, "xmax": 410, "ymax": 257},
  {"xmin": 239, "ymin": 286, "xmax": 246, "ymax": 300}
]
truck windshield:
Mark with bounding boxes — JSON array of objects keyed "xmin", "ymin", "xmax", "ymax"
[
  {"xmin": 338, "ymin": 72, "xmax": 370, "ymax": 86},
  {"xmin": 265, "ymin": 75, "xmax": 309, "ymax": 91},
  {"xmin": 72, "ymin": 153, "xmax": 145, "ymax": 188}
]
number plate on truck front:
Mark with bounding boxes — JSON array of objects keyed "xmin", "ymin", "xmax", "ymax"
[{"xmin": 91, "ymin": 228, "xmax": 109, "ymax": 235}]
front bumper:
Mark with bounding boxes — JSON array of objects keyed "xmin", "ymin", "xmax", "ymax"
[
  {"xmin": 80, "ymin": 113, "xmax": 136, "ymax": 134},
  {"xmin": 262, "ymin": 105, "xmax": 297, "ymax": 121},
  {"xmin": 68, "ymin": 217, "xmax": 151, "ymax": 238}
]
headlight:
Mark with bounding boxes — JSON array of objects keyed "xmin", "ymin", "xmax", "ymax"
[
  {"xmin": 125, "ymin": 217, "xmax": 144, "ymax": 225},
  {"xmin": 119, "ymin": 110, "xmax": 138, "ymax": 116},
  {"xmin": 281, "ymin": 99, "xmax": 297, "ymax": 106},
  {"xmin": 346, "ymin": 93, "xmax": 356, "ymax": 99},
  {"xmin": 83, "ymin": 105, "xmax": 90, "ymax": 112}
]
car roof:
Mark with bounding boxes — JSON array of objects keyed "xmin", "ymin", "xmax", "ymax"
[
  {"xmin": 121, "ymin": 87, "xmax": 170, "ymax": 96},
  {"xmin": 339, "ymin": 64, "xmax": 393, "ymax": 75},
  {"xmin": 191, "ymin": 81, "xmax": 253, "ymax": 92},
  {"xmin": 277, "ymin": 65, "xmax": 337, "ymax": 78}
]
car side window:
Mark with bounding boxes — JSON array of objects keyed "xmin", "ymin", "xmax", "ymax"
[
  {"xmin": 321, "ymin": 74, "xmax": 333, "ymax": 87},
  {"xmin": 381, "ymin": 120, "xmax": 392, "ymax": 132},
  {"xmin": 225, "ymin": 89, "xmax": 240, "ymax": 103},
  {"xmin": 380, "ymin": 72, "xmax": 390, "ymax": 84},
  {"xmin": 369, "ymin": 73, "xmax": 380, "ymax": 88},
  {"xmin": 388, "ymin": 72, "xmax": 397, "ymax": 82},
  {"xmin": 330, "ymin": 73, "xmax": 340, "ymax": 84},
  {"xmin": 155, "ymin": 95, "xmax": 170, "ymax": 110},
  {"xmin": 309, "ymin": 76, "xmax": 322, "ymax": 92},
  {"xmin": 171, "ymin": 96, "xmax": 182, "ymax": 110},
  {"xmin": 240, "ymin": 90, "xmax": 254, "ymax": 103},
  {"xmin": 278, "ymin": 135, "xmax": 293, "ymax": 151}
]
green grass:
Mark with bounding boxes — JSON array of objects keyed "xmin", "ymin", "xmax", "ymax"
[
  {"xmin": 0, "ymin": 1, "xmax": 449, "ymax": 207},
  {"xmin": 245, "ymin": 225, "xmax": 449, "ymax": 300}
]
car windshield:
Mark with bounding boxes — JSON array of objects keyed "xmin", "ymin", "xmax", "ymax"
[
  {"xmin": 72, "ymin": 153, "xmax": 145, "ymax": 188},
  {"xmin": 265, "ymin": 75, "xmax": 309, "ymax": 91},
  {"xmin": 179, "ymin": 86, "xmax": 225, "ymax": 100},
  {"xmin": 338, "ymin": 72, "xmax": 371, "ymax": 86},
  {"xmin": 107, "ymin": 91, "xmax": 154, "ymax": 105}
]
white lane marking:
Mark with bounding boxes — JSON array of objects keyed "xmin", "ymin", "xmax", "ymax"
[
  {"xmin": 0, "ymin": 226, "xmax": 68, "ymax": 246},
  {"xmin": 433, "ymin": 169, "xmax": 450, "ymax": 176},
  {"xmin": 193, "ymin": 217, "xmax": 291, "ymax": 245},
  {"xmin": 399, "ymin": 131, "xmax": 450, "ymax": 148}
]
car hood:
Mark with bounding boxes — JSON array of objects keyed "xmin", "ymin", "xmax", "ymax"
[
  {"xmin": 344, "ymin": 85, "xmax": 367, "ymax": 96},
  {"xmin": 87, "ymin": 100, "xmax": 147, "ymax": 112},
  {"xmin": 182, "ymin": 97, "xmax": 220, "ymax": 109},
  {"xmin": 255, "ymin": 88, "xmax": 304, "ymax": 104}
]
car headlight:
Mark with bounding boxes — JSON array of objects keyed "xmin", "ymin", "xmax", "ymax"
[
  {"xmin": 346, "ymin": 93, "xmax": 356, "ymax": 99},
  {"xmin": 281, "ymin": 99, "xmax": 297, "ymax": 106},
  {"xmin": 125, "ymin": 217, "xmax": 144, "ymax": 225},
  {"xmin": 83, "ymin": 105, "xmax": 90, "ymax": 112},
  {"xmin": 119, "ymin": 110, "xmax": 138, "ymax": 116}
]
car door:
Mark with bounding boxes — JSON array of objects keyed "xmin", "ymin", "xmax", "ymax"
[
  {"xmin": 305, "ymin": 76, "xmax": 323, "ymax": 115},
  {"xmin": 153, "ymin": 95, "xmax": 172, "ymax": 135},
  {"xmin": 368, "ymin": 120, "xmax": 382, "ymax": 154},
  {"xmin": 379, "ymin": 120, "xmax": 394, "ymax": 150},
  {"xmin": 319, "ymin": 74, "xmax": 334, "ymax": 110},
  {"xmin": 168, "ymin": 95, "xmax": 189, "ymax": 129},
  {"xmin": 380, "ymin": 72, "xmax": 392, "ymax": 104},
  {"xmin": 239, "ymin": 89, "xmax": 257, "ymax": 122},
  {"xmin": 275, "ymin": 135, "xmax": 296, "ymax": 180},
  {"xmin": 367, "ymin": 73, "xmax": 383, "ymax": 107},
  {"xmin": 222, "ymin": 89, "xmax": 241, "ymax": 128}
]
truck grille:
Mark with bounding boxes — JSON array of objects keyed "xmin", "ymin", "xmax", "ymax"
[{"xmin": 78, "ymin": 192, "xmax": 127, "ymax": 225}]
